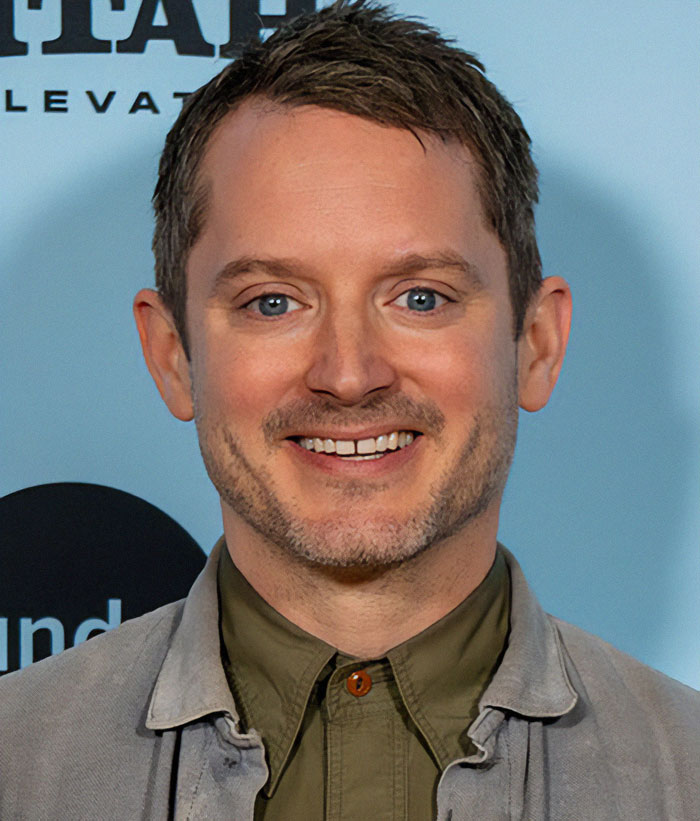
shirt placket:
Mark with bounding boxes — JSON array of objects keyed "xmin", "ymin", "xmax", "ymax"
[{"xmin": 323, "ymin": 661, "xmax": 406, "ymax": 821}]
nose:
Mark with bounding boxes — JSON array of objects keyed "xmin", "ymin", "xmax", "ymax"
[{"xmin": 304, "ymin": 306, "xmax": 398, "ymax": 405}]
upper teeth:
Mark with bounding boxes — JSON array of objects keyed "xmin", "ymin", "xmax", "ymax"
[{"xmin": 298, "ymin": 430, "xmax": 415, "ymax": 455}]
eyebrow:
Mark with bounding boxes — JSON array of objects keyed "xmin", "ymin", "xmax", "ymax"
[
  {"xmin": 209, "ymin": 257, "xmax": 300, "ymax": 298},
  {"xmin": 382, "ymin": 251, "xmax": 486, "ymax": 289},
  {"xmin": 209, "ymin": 250, "xmax": 486, "ymax": 298}
]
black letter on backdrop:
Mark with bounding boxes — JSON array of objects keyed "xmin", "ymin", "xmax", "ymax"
[
  {"xmin": 0, "ymin": 0, "xmax": 28, "ymax": 55},
  {"xmin": 41, "ymin": 0, "xmax": 125, "ymax": 54},
  {"xmin": 128, "ymin": 91, "xmax": 160, "ymax": 114},
  {"xmin": 86, "ymin": 90, "xmax": 116, "ymax": 113},
  {"xmin": 5, "ymin": 90, "xmax": 27, "ymax": 112},
  {"xmin": 117, "ymin": 0, "xmax": 214, "ymax": 56},
  {"xmin": 220, "ymin": 0, "xmax": 314, "ymax": 58},
  {"xmin": 44, "ymin": 90, "xmax": 69, "ymax": 111}
]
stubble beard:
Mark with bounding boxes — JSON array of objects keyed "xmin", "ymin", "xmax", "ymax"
[{"xmin": 195, "ymin": 384, "xmax": 518, "ymax": 571}]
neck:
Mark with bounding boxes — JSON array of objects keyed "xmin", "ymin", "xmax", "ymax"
[{"xmin": 221, "ymin": 505, "xmax": 500, "ymax": 657}]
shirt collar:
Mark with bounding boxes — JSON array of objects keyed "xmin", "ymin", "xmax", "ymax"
[
  {"xmin": 219, "ymin": 545, "xmax": 509, "ymax": 786},
  {"xmin": 146, "ymin": 540, "xmax": 577, "ymax": 747},
  {"xmin": 217, "ymin": 542, "xmax": 335, "ymax": 794},
  {"xmin": 386, "ymin": 548, "xmax": 510, "ymax": 768}
]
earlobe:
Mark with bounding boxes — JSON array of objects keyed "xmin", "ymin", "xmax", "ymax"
[
  {"xmin": 133, "ymin": 289, "xmax": 194, "ymax": 421},
  {"xmin": 517, "ymin": 276, "xmax": 572, "ymax": 412}
]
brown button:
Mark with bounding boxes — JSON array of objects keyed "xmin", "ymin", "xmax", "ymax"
[{"xmin": 346, "ymin": 669, "xmax": 372, "ymax": 697}]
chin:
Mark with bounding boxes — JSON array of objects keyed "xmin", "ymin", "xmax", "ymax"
[{"xmin": 269, "ymin": 511, "xmax": 441, "ymax": 570}]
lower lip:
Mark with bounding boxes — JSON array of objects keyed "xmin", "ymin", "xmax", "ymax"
[{"xmin": 286, "ymin": 436, "xmax": 424, "ymax": 477}]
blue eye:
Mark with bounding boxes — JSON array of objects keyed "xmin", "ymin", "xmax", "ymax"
[
  {"xmin": 245, "ymin": 294, "xmax": 302, "ymax": 317},
  {"xmin": 394, "ymin": 288, "xmax": 447, "ymax": 312}
]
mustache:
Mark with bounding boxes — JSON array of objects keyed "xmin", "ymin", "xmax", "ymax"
[{"xmin": 262, "ymin": 394, "xmax": 446, "ymax": 441}]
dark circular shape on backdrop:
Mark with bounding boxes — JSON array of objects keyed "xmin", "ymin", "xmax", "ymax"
[{"xmin": 0, "ymin": 483, "xmax": 207, "ymax": 676}]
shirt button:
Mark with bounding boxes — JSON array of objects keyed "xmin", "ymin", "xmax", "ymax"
[{"xmin": 346, "ymin": 669, "xmax": 372, "ymax": 697}]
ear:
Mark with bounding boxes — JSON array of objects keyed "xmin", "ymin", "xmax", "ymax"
[
  {"xmin": 133, "ymin": 289, "xmax": 194, "ymax": 421},
  {"xmin": 517, "ymin": 276, "xmax": 572, "ymax": 412}
]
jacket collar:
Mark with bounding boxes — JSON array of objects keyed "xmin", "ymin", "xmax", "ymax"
[
  {"xmin": 478, "ymin": 546, "xmax": 578, "ymax": 719},
  {"xmin": 146, "ymin": 538, "xmax": 238, "ymax": 732},
  {"xmin": 146, "ymin": 540, "xmax": 577, "ymax": 732}
]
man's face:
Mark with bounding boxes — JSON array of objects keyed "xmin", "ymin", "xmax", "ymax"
[{"xmin": 184, "ymin": 101, "xmax": 519, "ymax": 568}]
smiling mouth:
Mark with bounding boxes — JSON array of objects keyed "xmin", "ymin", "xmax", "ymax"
[{"xmin": 288, "ymin": 430, "xmax": 422, "ymax": 460}]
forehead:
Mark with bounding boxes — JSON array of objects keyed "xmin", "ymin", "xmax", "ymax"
[
  {"xmin": 199, "ymin": 99, "xmax": 481, "ymax": 217},
  {"xmin": 188, "ymin": 100, "xmax": 506, "ymax": 294}
]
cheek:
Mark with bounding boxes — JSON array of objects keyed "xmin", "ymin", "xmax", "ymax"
[
  {"xmin": 195, "ymin": 331, "xmax": 303, "ymax": 426},
  {"xmin": 405, "ymin": 331, "xmax": 500, "ymax": 412}
]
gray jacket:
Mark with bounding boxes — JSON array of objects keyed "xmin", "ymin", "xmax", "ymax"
[{"xmin": 1, "ymin": 543, "xmax": 698, "ymax": 820}]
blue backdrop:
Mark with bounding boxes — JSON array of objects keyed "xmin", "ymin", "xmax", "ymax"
[{"xmin": 2, "ymin": 0, "xmax": 698, "ymax": 686}]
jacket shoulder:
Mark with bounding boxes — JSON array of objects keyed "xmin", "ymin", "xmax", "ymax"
[
  {"xmin": 551, "ymin": 615, "xmax": 700, "ymax": 729},
  {"xmin": 0, "ymin": 599, "xmax": 184, "ymax": 739},
  {"xmin": 0, "ymin": 601, "xmax": 186, "ymax": 818}
]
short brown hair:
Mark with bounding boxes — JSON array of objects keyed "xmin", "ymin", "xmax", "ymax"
[{"xmin": 153, "ymin": 0, "xmax": 541, "ymax": 355}]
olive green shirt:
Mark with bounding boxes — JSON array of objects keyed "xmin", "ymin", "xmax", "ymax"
[{"xmin": 218, "ymin": 545, "xmax": 509, "ymax": 820}]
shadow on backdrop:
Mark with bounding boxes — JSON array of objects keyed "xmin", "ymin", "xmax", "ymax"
[
  {"xmin": 1, "ymin": 143, "xmax": 223, "ymax": 551},
  {"xmin": 501, "ymin": 159, "xmax": 695, "ymax": 675}
]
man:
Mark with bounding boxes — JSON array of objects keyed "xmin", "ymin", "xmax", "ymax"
[{"xmin": 1, "ymin": 2, "xmax": 698, "ymax": 818}]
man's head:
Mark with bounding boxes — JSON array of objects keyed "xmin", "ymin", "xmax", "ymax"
[
  {"xmin": 135, "ymin": 1, "xmax": 570, "ymax": 573},
  {"xmin": 153, "ymin": 0, "xmax": 542, "ymax": 356}
]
